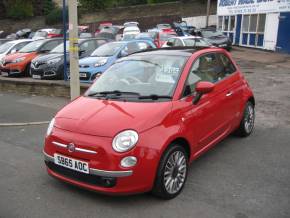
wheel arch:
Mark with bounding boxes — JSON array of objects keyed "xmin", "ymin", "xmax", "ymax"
[
  {"xmin": 165, "ymin": 137, "xmax": 191, "ymax": 160},
  {"xmin": 248, "ymin": 96, "xmax": 255, "ymax": 107}
]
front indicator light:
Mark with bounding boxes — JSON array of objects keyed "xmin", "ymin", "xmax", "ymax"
[
  {"xmin": 121, "ymin": 156, "xmax": 137, "ymax": 168},
  {"xmin": 46, "ymin": 118, "xmax": 55, "ymax": 136}
]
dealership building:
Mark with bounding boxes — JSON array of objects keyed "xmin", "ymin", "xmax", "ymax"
[{"xmin": 217, "ymin": 0, "xmax": 290, "ymax": 53}]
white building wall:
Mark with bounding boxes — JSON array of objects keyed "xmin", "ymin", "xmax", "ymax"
[{"xmin": 182, "ymin": 15, "xmax": 217, "ymax": 28}]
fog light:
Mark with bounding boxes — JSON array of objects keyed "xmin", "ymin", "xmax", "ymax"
[{"xmin": 121, "ymin": 156, "xmax": 137, "ymax": 168}]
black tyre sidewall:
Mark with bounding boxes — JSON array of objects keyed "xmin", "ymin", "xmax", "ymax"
[
  {"xmin": 152, "ymin": 144, "xmax": 189, "ymax": 199},
  {"xmin": 237, "ymin": 101, "xmax": 255, "ymax": 137}
]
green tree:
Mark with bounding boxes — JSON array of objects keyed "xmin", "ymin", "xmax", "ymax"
[
  {"xmin": 5, "ymin": 0, "xmax": 34, "ymax": 19},
  {"xmin": 44, "ymin": 0, "xmax": 56, "ymax": 15}
]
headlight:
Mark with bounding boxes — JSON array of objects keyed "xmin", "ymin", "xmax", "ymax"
[
  {"xmin": 13, "ymin": 57, "xmax": 26, "ymax": 63},
  {"xmin": 112, "ymin": 130, "xmax": 139, "ymax": 153},
  {"xmin": 94, "ymin": 58, "xmax": 107, "ymax": 67},
  {"xmin": 47, "ymin": 58, "xmax": 61, "ymax": 65},
  {"xmin": 46, "ymin": 118, "xmax": 55, "ymax": 136}
]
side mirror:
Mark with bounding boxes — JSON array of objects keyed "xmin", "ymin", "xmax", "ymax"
[
  {"xmin": 166, "ymin": 41, "xmax": 173, "ymax": 46},
  {"xmin": 193, "ymin": 81, "xmax": 215, "ymax": 104}
]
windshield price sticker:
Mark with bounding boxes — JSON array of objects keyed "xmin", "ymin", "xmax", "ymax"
[{"xmin": 160, "ymin": 66, "xmax": 180, "ymax": 75}]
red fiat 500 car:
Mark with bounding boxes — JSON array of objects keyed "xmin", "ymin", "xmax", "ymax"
[{"xmin": 43, "ymin": 47, "xmax": 255, "ymax": 199}]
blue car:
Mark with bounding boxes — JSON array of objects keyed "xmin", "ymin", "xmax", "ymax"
[{"xmin": 79, "ymin": 40, "xmax": 156, "ymax": 82}]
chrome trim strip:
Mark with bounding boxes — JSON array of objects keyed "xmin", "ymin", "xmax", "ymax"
[
  {"xmin": 52, "ymin": 141, "xmax": 97, "ymax": 154},
  {"xmin": 43, "ymin": 151, "xmax": 133, "ymax": 177}
]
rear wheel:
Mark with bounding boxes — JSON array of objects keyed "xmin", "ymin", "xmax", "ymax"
[
  {"xmin": 235, "ymin": 101, "xmax": 255, "ymax": 137},
  {"xmin": 152, "ymin": 144, "xmax": 188, "ymax": 199}
]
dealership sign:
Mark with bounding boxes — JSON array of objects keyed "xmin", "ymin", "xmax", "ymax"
[{"xmin": 217, "ymin": 0, "xmax": 290, "ymax": 15}]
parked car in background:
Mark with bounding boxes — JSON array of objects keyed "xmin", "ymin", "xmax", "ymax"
[
  {"xmin": 0, "ymin": 38, "xmax": 62, "ymax": 77},
  {"xmin": 123, "ymin": 26, "xmax": 140, "ymax": 41},
  {"xmin": 135, "ymin": 32, "xmax": 157, "ymax": 44},
  {"xmin": 30, "ymin": 38, "xmax": 110, "ymax": 80},
  {"xmin": 0, "ymin": 39, "xmax": 33, "ymax": 64},
  {"xmin": 148, "ymin": 29, "xmax": 177, "ymax": 48},
  {"xmin": 95, "ymin": 22, "xmax": 113, "ymax": 35},
  {"xmin": 78, "ymin": 40, "xmax": 156, "ymax": 82},
  {"xmin": 173, "ymin": 21, "xmax": 195, "ymax": 36},
  {"xmin": 0, "ymin": 39, "xmax": 11, "ymax": 46},
  {"xmin": 43, "ymin": 47, "xmax": 255, "ymax": 199},
  {"xmin": 193, "ymin": 28, "xmax": 232, "ymax": 51},
  {"xmin": 80, "ymin": 33, "xmax": 93, "ymax": 38},
  {"xmin": 162, "ymin": 36, "xmax": 212, "ymax": 48},
  {"xmin": 32, "ymin": 29, "xmax": 63, "ymax": 40},
  {"xmin": 156, "ymin": 23, "xmax": 172, "ymax": 30},
  {"xmin": 124, "ymin": 21, "xmax": 139, "ymax": 28},
  {"xmin": 15, "ymin": 28, "xmax": 32, "ymax": 39}
]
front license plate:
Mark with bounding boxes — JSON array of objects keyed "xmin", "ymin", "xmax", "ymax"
[
  {"xmin": 54, "ymin": 154, "xmax": 89, "ymax": 174},
  {"xmin": 32, "ymin": 74, "xmax": 41, "ymax": 79},
  {"xmin": 219, "ymin": 44, "xmax": 227, "ymax": 47},
  {"xmin": 1, "ymin": 72, "xmax": 8, "ymax": 76},
  {"xmin": 80, "ymin": 73, "xmax": 87, "ymax": 78}
]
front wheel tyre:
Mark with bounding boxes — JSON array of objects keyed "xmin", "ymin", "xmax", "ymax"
[
  {"xmin": 235, "ymin": 101, "xmax": 255, "ymax": 137},
  {"xmin": 152, "ymin": 144, "xmax": 188, "ymax": 200}
]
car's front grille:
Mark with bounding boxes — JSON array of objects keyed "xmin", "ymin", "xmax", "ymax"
[{"xmin": 45, "ymin": 161, "xmax": 117, "ymax": 188}]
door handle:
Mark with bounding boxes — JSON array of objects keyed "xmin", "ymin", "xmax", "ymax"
[{"xmin": 226, "ymin": 92, "xmax": 233, "ymax": 97}]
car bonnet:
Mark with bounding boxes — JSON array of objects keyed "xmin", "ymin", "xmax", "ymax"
[{"xmin": 54, "ymin": 96, "xmax": 172, "ymax": 137}]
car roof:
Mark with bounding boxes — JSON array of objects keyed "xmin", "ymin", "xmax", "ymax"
[
  {"xmin": 130, "ymin": 47, "xmax": 206, "ymax": 57},
  {"xmin": 9, "ymin": 39, "xmax": 33, "ymax": 44},
  {"xmin": 171, "ymin": 36, "xmax": 202, "ymax": 40}
]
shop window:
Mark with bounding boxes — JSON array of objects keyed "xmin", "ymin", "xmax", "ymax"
[
  {"xmin": 258, "ymin": 14, "xmax": 266, "ymax": 32},
  {"xmin": 224, "ymin": 16, "xmax": 229, "ymax": 31},
  {"xmin": 230, "ymin": 16, "xmax": 235, "ymax": 31},
  {"xmin": 218, "ymin": 16, "xmax": 223, "ymax": 30},
  {"xmin": 249, "ymin": 14, "xmax": 258, "ymax": 32},
  {"xmin": 243, "ymin": 15, "xmax": 250, "ymax": 32}
]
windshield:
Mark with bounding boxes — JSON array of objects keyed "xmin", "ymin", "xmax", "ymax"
[
  {"xmin": 19, "ymin": 40, "xmax": 44, "ymax": 53},
  {"xmin": 201, "ymin": 30, "xmax": 224, "ymax": 38},
  {"xmin": 0, "ymin": 42, "xmax": 13, "ymax": 53},
  {"xmin": 91, "ymin": 42, "xmax": 123, "ymax": 57},
  {"xmin": 183, "ymin": 38, "xmax": 211, "ymax": 47},
  {"xmin": 86, "ymin": 55, "xmax": 187, "ymax": 100},
  {"xmin": 50, "ymin": 41, "xmax": 68, "ymax": 53}
]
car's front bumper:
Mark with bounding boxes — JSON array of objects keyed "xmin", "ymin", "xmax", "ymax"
[
  {"xmin": 43, "ymin": 127, "xmax": 160, "ymax": 195},
  {"xmin": 30, "ymin": 62, "xmax": 63, "ymax": 79}
]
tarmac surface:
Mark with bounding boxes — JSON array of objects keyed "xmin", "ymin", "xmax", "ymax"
[{"xmin": 0, "ymin": 47, "xmax": 290, "ymax": 218}]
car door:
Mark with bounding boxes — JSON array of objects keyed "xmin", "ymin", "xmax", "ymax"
[
  {"xmin": 177, "ymin": 52, "xmax": 235, "ymax": 154},
  {"xmin": 216, "ymin": 52, "xmax": 244, "ymax": 126}
]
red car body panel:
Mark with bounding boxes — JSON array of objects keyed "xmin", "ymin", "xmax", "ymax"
[{"xmin": 44, "ymin": 48, "xmax": 254, "ymax": 195}]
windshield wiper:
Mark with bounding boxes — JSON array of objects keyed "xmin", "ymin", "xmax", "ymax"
[
  {"xmin": 138, "ymin": 95, "xmax": 172, "ymax": 100},
  {"xmin": 87, "ymin": 90, "xmax": 141, "ymax": 97}
]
